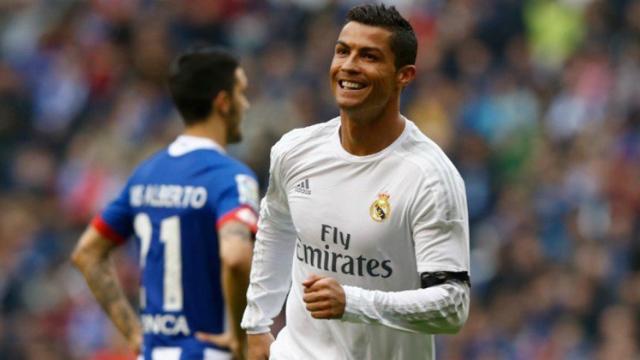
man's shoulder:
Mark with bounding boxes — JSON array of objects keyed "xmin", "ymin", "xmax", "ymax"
[
  {"xmin": 128, "ymin": 148, "xmax": 170, "ymax": 179},
  {"xmin": 271, "ymin": 118, "xmax": 339, "ymax": 158},
  {"xmin": 186, "ymin": 152, "xmax": 258, "ymax": 187},
  {"xmin": 133, "ymin": 146, "xmax": 255, "ymax": 182},
  {"xmin": 400, "ymin": 120, "xmax": 462, "ymax": 181}
]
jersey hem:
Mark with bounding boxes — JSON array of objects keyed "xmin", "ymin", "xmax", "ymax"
[
  {"xmin": 331, "ymin": 116, "xmax": 411, "ymax": 163},
  {"xmin": 244, "ymin": 327, "xmax": 271, "ymax": 334}
]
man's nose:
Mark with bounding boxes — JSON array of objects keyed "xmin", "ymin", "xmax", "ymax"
[{"xmin": 340, "ymin": 54, "xmax": 359, "ymax": 73}]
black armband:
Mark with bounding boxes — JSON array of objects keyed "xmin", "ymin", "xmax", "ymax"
[{"xmin": 420, "ymin": 271, "xmax": 470, "ymax": 289}]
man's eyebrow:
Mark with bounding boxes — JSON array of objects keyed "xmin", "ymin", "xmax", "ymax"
[
  {"xmin": 336, "ymin": 41, "xmax": 383, "ymax": 54},
  {"xmin": 360, "ymin": 47, "xmax": 383, "ymax": 54}
]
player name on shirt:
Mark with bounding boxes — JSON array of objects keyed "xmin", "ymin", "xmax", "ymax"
[{"xmin": 129, "ymin": 184, "xmax": 208, "ymax": 209}]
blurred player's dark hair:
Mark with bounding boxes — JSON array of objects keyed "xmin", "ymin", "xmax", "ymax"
[
  {"xmin": 346, "ymin": 4, "xmax": 417, "ymax": 70},
  {"xmin": 168, "ymin": 46, "xmax": 239, "ymax": 125}
]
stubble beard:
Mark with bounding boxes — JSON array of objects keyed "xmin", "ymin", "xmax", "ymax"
[
  {"xmin": 227, "ymin": 130, "xmax": 242, "ymax": 144},
  {"xmin": 222, "ymin": 103, "xmax": 243, "ymax": 144}
]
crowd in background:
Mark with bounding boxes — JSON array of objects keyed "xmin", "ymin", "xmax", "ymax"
[{"xmin": 0, "ymin": 0, "xmax": 639, "ymax": 359}]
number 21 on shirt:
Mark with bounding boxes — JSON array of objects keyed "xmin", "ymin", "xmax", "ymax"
[{"xmin": 134, "ymin": 213, "xmax": 183, "ymax": 311}]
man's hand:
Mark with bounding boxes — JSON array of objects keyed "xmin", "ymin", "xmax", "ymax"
[
  {"xmin": 247, "ymin": 332, "xmax": 274, "ymax": 360},
  {"xmin": 302, "ymin": 274, "xmax": 346, "ymax": 319},
  {"xmin": 128, "ymin": 331, "xmax": 143, "ymax": 354},
  {"xmin": 196, "ymin": 331, "xmax": 242, "ymax": 359}
]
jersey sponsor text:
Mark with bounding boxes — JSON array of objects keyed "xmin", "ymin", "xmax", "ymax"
[
  {"xmin": 295, "ymin": 224, "xmax": 393, "ymax": 278},
  {"xmin": 141, "ymin": 313, "xmax": 191, "ymax": 336}
]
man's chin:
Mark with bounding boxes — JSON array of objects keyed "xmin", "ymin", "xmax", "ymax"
[{"xmin": 336, "ymin": 99, "xmax": 364, "ymax": 111}]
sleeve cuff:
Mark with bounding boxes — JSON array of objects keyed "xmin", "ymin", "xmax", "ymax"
[
  {"xmin": 342, "ymin": 285, "xmax": 370, "ymax": 323},
  {"xmin": 217, "ymin": 205, "xmax": 258, "ymax": 234},
  {"xmin": 91, "ymin": 215, "xmax": 127, "ymax": 245},
  {"xmin": 245, "ymin": 327, "xmax": 271, "ymax": 335}
]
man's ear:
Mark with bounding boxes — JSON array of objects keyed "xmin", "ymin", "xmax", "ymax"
[
  {"xmin": 213, "ymin": 91, "xmax": 231, "ymax": 115},
  {"xmin": 396, "ymin": 65, "xmax": 416, "ymax": 89}
]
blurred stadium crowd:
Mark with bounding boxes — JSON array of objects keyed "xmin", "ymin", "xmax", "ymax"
[{"xmin": 0, "ymin": 0, "xmax": 639, "ymax": 359}]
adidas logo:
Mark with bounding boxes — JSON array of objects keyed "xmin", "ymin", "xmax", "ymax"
[{"xmin": 294, "ymin": 179, "xmax": 311, "ymax": 195}]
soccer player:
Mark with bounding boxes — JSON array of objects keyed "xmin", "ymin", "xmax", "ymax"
[
  {"xmin": 71, "ymin": 47, "xmax": 259, "ymax": 360},
  {"xmin": 241, "ymin": 4, "xmax": 470, "ymax": 360}
]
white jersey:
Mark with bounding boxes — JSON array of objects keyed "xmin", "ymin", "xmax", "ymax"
[{"xmin": 242, "ymin": 117, "xmax": 470, "ymax": 360}]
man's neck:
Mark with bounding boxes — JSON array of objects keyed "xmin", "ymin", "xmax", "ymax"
[
  {"xmin": 339, "ymin": 104, "xmax": 405, "ymax": 156},
  {"xmin": 182, "ymin": 116, "xmax": 227, "ymax": 148}
]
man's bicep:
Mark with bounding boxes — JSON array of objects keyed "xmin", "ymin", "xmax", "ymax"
[
  {"xmin": 214, "ymin": 170, "xmax": 260, "ymax": 232},
  {"xmin": 72, "ymin": 226, "xmax": 120, "ymax": 266},
  {"xmin": 413, "ymin": 219, "xmax": 469, "ymax": 273},
  {"xmin": 218, "ymin": 220, "xmax": 253, "ymax": 270},
  {"xmin": 214, "ymin": 171, "xmax": 260, "ymax": 269},
  {"xmin": 412, "ymin": 178, "xmax": 470, "ymax": 274}
]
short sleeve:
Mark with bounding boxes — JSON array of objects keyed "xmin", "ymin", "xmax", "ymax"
[
  {"xmin": 92, "ymin": 183, "xmax": 134, "ymax": 245},
  {"xmin": 412, "ymin": 170, "xmax": 470, "ymax": 274},
  {"xmin": 215, "ymin": 171, "xmax": 260, "ymax": 233}
]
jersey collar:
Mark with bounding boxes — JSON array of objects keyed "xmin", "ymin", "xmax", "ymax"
[
  {"xmin": 168, "ymin": 135, "xmax": 226, "ymax": 157},
  {"xmin": 332, "ymin": 116, "xmax": 410, "ymax": 162}
]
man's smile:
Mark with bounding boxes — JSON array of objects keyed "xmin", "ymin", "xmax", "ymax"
[{"xmin": 338, "ymin": 80, "xmax": 368, "ymax": 90}]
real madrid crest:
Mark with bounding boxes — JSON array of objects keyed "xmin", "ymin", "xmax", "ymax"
[{"xmin": 370, "ymin": 193, "xmax": 391, "ymax": 222}]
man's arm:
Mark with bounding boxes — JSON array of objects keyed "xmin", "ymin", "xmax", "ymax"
[
  {"xmin": 302, "ymin": 274, "xmax": 469, "ymax": 334},
  {"xmin": 341, "ymin": 280, "xmax": 469, "ymax": 334},
  {"xmin": 241, "ymin": 142, "xmax": 299, "ymax": 360},
  {"xmin": 217, "ymin": 220, "xmax": 253, "ymax": 357},
  {"xmin": 240, "ymin": 194, "xmax": 297, "ymax": 360},
  {"xmin": 71, "ymin": 226, "xmax": 142, "ymax": 352}
]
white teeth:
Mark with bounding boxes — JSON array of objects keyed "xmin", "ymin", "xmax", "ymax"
[{"xmin": 340, "ymin": 80, "xmax": 365, "ymax": 90}]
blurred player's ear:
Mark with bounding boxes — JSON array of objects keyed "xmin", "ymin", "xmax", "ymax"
[
  {"xmin": 396, "ymin": 65, "xmax": 416, "ymax": 89},
  {"xmin": 213, "ymin": 91, "xmax": 231, "ymax": 116}
]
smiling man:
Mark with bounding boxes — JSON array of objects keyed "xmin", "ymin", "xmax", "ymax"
[{"xmin": 241, "ymin": 4, "xmax": 471, "ymax": 360}]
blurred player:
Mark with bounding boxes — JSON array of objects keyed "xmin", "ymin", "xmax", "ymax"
[
  {"xmin": 241, "ymin": 4, "xmax": 470, "ymax": 360},
  {"xmin": 72, "ymin": 47, "xmax": 258, "ymax": 360}
]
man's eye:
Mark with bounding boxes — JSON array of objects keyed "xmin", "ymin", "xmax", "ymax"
[
  {"xmin": 336, "ymin": 48, "xmax": 348, "ymax": 55},
  {"xmin": 364, "ymin": 53, "xmax": 378, "ymax": 61}
]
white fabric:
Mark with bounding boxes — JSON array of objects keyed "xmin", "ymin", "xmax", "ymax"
[
  {"xmin": 167, "ymin": 135, "xmax": 226, "ymax": 157},
  {"xmin": 242, "ymin": 117, "xmax": 470, "ymax": 359},
  {"xmin": 151, "ymin": 347, "xmax": 181, "ymax": 360},
  {"xmin": 145, "ymin": 347, "xmax": 231, "ymax": 360},
  {"xmin": 204, "ymin": 348, "xmax": 233, "ymax": 360},
  {"xmin": 342, "ymin": 282, "xmax": 470, "ymax": 333}
]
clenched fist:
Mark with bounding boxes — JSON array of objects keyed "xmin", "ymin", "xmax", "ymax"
[{"xmin": 302, "ymin": 274, "xmax": 346, "ymax": 319}]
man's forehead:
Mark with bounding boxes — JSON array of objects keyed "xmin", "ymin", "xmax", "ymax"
[{"xmin": 336, "ymin": 21, "xmax": 392, "ymax": 51}]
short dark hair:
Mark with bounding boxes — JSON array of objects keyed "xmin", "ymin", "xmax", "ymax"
[
  {"xmin": 168, "ymin": 46, "xmax": 239, "ymax": 125},
  {"xmin": 346, "ymin": 4, "xmax": 417, "ymax": 69}
]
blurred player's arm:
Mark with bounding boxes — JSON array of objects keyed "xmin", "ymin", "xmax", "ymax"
[
  {"xmin": 71, "ymin": 226, "xmax": 142, "ymax": 352},
  {"xmin": 198, "ymin": 171, "xmax": 261, "ymax": 359},
  {"xmin": 214, "ymin": 220, "xmax": 254, "ymax": 358}
]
